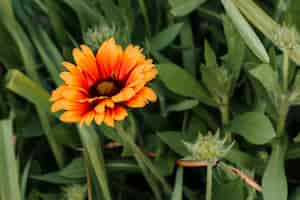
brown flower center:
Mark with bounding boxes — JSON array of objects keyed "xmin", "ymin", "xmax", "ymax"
[{"xmin": 91, "ymin": 80, "xmax": 120, "ymax": 97}]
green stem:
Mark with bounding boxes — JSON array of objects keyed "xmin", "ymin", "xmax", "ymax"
[
  {"xmin": 283, "ymin": 50, "xmax": 289, "ymax": 92},
  {"xmin": 220, "ymin": 104, "xmax": 229, "ymax": 126},
  {"xmin": 276, "ymin": 99, "xmax": 289, "ymax": 137},
  {"xmin": 83, "ymin": 151, "xmax": 93, "ymax": 200},
  {"xmin": 276, "ymin": 50, "xmax": 290, "ymax": 137},
  {"xmin": 135, "ymin": 154, "xmax": 162, "ymax": 200},
  {"xmin": 206, "ymin": 165, "xmax": 213, "ymax": 200},
  {"xmin": 116, "ymin": 123, "xmax": 172, "ymax": 194},
  {"xmin": 219, "ymin": 97, "xmax": 231, "ymax": 140}
]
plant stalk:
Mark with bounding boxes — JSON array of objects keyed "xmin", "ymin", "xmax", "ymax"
[
  {"xmin": 219, "ymin": 97, "xmax": 231, "ymax": 140},
  {"xmin": 206, "ymin": 165, "xmax": 213, "ymax": 200},
  {"xmin": 116, "ymin": 123, "xmax": 172, "ymax": 195},
  {"xmin": 83, "ymin": 150, "xmax": 93, "ymax": 200},
  {"xmin": 283, "ymin": 50, "xmax": 289, "ymax": 92}
]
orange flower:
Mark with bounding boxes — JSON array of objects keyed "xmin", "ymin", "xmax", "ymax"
[{"xmin": 50, "ymin": 38, "xmax": 157, "ymax": 127}]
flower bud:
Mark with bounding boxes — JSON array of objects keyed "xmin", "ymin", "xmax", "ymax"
[
  {"xmin": 273, "ymin": 24, "xmax": 300, "ymax": 51},
  {"xmin": 83, "ymin": 24, "xmax": 117, "ymax": 51},
  {"xmin": 183, "ymin": 130, "xmax": 234, "ymax": 164}
]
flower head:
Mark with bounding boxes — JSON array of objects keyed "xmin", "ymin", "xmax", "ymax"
[
  {"xmin": 183, "ymin": 130, "xmax": 233, "ymax": 164},
  {"xmin": 50, "ymin": 38, "xmax": 158, "ymax": 127}
]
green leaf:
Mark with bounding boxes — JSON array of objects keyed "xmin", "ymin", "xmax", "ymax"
[
  {"xmin": 5, "ymin": 70, "xmax": 51, "ymax": 111},
  {"xmin": 222, "ymin": 16, "xmax": 246, "ymax": 79},
  {"xmin": 262, "ymin": 138, "xmax": 288, "ymax": 200},
  {"xmin": 0, "ymin": 117, "xmax": 22, "ymax": 200},
  {"xmin": 62, "ymin": 0, "xmax": 105, "ymax": 31},
  {"xmin": 226, "ymin": 149, "xmax": 264, "ymax": 174},
  {"xmin": 60, "ymin": 158, "xmax": 85, "ymax": 179},
  {"xmin": 77, "ymin": 125, "xmax": 112, "ymax": 200},
  {"xmin": 231, "ymin": 0, "xmax": 300, "ymax": 65},
  {"xmin": 31, "ymin": 173, "xmax": 80, "ymax": 184},
  {"xmin": 170, "ymin": 0, "xmax": 207, "ymax": 17},
  {"xmin": 157, "ymin": 64, "xmax": 215, "ymax": 106},
  {"xmin": 166, "ymin": 99, "xmax": 199, "ymax": 113},
  {"xmin": 214, "ymin": 175, "xmax": 246, "ymax": 200},
  {"xmin": 150, "ymin": 23, "xmax": 184, "ymax": 51},
  {"xmin": 249, "ymin": 64, "xmax": 278, "ymax": 93},
  {"xmin": 43, "ymin": 1, "xmax": 70, "ymax": 45},
  {"xmin": 157, "ymin": 131, "xmax": 197, "ymax": 156},
  {"xmin": 221, "ymin": 0, "xmax": 269, "ymax": 63},
  {"xmin": 228, "ymin": 112, "xmax": 276, "ymax": 145},
  {"xmin": 171, "ymin": 167, "xmax": 184, "ymax": 200},
  {"xmin": 52, "ymin": 124, "xmax": 80, "ymax": 148},
  {"xmin": 180, "ymin": 18, "xmax": 196, "ymax": 75},
  {"xmin": 204, "ymin": 40, "xmax": 217, "ymax": 67}
]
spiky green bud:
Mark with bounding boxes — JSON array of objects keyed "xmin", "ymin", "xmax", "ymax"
[
  {"xmin": 183, "ymin": 130, "xmax": 234, "ymax": 164},
  {"xmin": 83, "ymin": 24, "xmax": 117, "ymax": 51},
  {"xmin": 273, "ymin": 24, "xmax": 300, "ymax": 51}
]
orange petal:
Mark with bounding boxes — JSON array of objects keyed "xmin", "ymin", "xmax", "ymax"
[
  {"xmin": 62, "ymin": 62, "xmax": 77, "ymax": 73},
  {"xmin": 113, "ymin": 106, "xmax": 128, "ymax": 121},
  {"xmin": 50, "ymin": 85, "xmax": 67, "ymax": 101},
  {"xmin": 62, "ymin": 87, "xmax": 88, "ymax": 101},
  {"xmin": 60, "ymin": 111, "xmax": 83, "ymax": 123},
  {"xmin": 51, "ymin": 99, "xmax": 68, "ymax": 112},
  {"xmin": 117, "ymin": 45, "xmax": 149, "ymax": 81},
  {"xmin": 125, "ymin": 87, "xmax": 157, "ymax": 108},
  {"xmin": 52, "ymin": 99, "xmax": 89, "ymax": 112},
  {"xmin": 95, "ymin": 113, "xmax": 105, "ymax": 125},
  {"xmin": 73, "ymin": 46, "xmax": 99, "ymax": 82},
  {"xmin": 103, "ymin": 109, "xmax": 115, "ymax": 127},
  {"xmin": 80, "ymin": 111, "xmax": 95, "ymax": 127},
  {"xmin": 112, "ymin": 87, "xmax": 136, "ymax": 102},
  {"xmin": 96, "ymin": 38, "xmax": 123, "ymax": 79},
  {"xmin": 59, "ymin": 72, "xmax": 86, "ymax": 88},
  {"xmin": 94, "ymin": 99, "xmax": 114, "ymax": 113},
  {"xmin": 125, "ymin": 63, "xmax": 155, "ymax": 87}
]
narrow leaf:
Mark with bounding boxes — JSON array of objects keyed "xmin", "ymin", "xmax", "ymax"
[
  {"xmin": 171, "ymin": 0, "xmax": 207, "ymax": 17},
  {"xmin": 151, "ymin": 23, "xmax": 184, "ymax": 51},
  {"xmin": 0, "ymin": 117, "xmax": 22, "ymax": 200},
  {"xmin": 221, "ymin": 0, "xmax": 269, "ymax": 63}
]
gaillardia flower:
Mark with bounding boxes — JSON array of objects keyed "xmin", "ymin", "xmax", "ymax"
[{"xmin": 50, "ymin": 38, "xmax": 157, "ymax": 127}]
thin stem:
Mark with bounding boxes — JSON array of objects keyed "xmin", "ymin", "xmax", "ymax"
[
  {"xmin": 283, "ymin": 50, "xmax": 289, "ymax": 92},
  {"xmin": 135, "ymin": 154, "xmax": 162, "ymax": 200},
  {"xmin": 219, "ymin": 97, "xmax": 231, "ymax": 140},
  {"xmin": 116, "ymin": 123, "xmax": 172, "ymax": 194},
  {"xmin": 276, "ymin": 98, "xmax": 289, "ymax": 137},
  {"xmin": 83, "ymin": 151, "xmax": 93, "ymax": 200},
  {"xmin": 276, "ymin": 50, "xmax": 290, "ymax": 137},
  {"xmin": 220, "ymin": 104, "xmax": 230, "ymax": 126},
  {"xmin": 206, "ymin": 165, "xmax": 213, "ymax": 200}
]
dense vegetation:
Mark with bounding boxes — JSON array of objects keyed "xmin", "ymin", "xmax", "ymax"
[{"xmin": 1, "ymin": 0, "xmax": 300, "ymax": 199}]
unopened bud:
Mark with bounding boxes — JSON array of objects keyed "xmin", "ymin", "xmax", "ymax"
[{"xmin": 183, "ymin": 130, "xmax": 234, "ymax": 164}]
